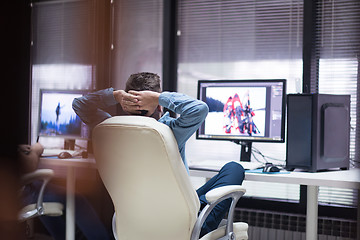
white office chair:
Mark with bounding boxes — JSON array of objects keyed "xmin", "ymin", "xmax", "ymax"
[{"xmin": 92, "ymin": 116, "xmax": 248, "ymax": 240}]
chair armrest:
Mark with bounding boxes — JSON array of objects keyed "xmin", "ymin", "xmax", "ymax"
[
  {"xmin": 191, "ymin": 185, "xmax": 246, "ymax": 240},
  {"xmin": 21, "ymin": 169, "xmax": 54, "ymax": 185},
  {"xmin": 199, "ymin": 222, "xmax": 248, "ymax": 240},
  {"xmin": 205, "ymin": 185, "xmax": 246, "ymax": 204}
]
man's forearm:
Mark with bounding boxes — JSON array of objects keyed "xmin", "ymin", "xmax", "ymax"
[
  {"xmin": 159, "ymin": 92, "xmax": 208, "ymax": 125},
  {"xmin": 158, "ymin": 92, "xmax": 209, "ymax": 147},
  {"xmin": 72, "ymin": 88, "xmax": 118, "ymax": 129}
]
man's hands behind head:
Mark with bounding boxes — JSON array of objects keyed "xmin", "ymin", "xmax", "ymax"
[{"xmin": 113, "ymin": 90, "xmax": 160, "ymax": 117}]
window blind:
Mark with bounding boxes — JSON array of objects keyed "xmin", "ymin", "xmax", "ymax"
[
  {"xmin": 178, "ymin": 0, "xmax": 303, "ymax": 63},
  {"xmin": 315, "ymin": 0, "xmax": 360, "ymax": 169},
  {"xmin": 30, "ymin": 0, "xmax": 96, "ymax": 145},
  {"xmin": 32, "ymin": 0, "xmax": 95, "ymax": 65},
  {"xmin": 110, "ymin": 0, "xmax": 163, "ymax": 90},
  {"xmin": 313, "ymin": 0, "xmax": 360, "ymax": 207}
]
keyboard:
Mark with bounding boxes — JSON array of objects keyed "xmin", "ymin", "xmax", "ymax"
[
  {"xmin": 189, "ymin": 160, "xmax": 264, "ymax": 171},
  {"xmin": 42, "ymin": 148, "xmax": 79, "ymax": 157}
]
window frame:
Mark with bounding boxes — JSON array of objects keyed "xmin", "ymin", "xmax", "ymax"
[{"xmin": 172, "ymin": 0, "xmax": 359, "ymax": 221}]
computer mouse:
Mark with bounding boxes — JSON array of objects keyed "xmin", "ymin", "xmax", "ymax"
[
  {"xmin": 263, "ymin": 163, "xmax": 280, "ymax": 172},
  {"xmin": 58, "ymin": 151, "xmax": 73, "ymax": 159}
]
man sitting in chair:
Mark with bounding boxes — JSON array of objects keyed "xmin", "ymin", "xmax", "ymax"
[{"xmin": 72, "ymin": 72, "xmax": 245, "ymax": 237}]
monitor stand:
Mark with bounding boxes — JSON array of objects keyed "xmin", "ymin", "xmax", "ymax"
[
  {"xmin": 233, "ymin": 140, "xmax": 252, "ymax": 162},
  {"xmin": 64, "ymin": 139, "xmax": 75, "ymax": 150}
]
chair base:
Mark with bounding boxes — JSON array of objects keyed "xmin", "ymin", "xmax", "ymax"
[
  {"xmin": 200, "ymin": 222, "xmax": 248, "ymax": 240},
  {"xmin": 19, "ymin": 202, "xmax": 64, "ymax": 221}
]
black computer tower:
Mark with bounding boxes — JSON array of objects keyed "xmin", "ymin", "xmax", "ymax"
[{"xmin": 286, "ymin": 94, "xmax": 350, "ymax": 172}]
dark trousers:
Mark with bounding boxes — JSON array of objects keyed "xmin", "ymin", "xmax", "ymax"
[
  {"xmin": 23, "ymin": 181, "xmax": 111, "ymax": 240},
  {"xmin": 196, "ymin": 161, "xmax": 245, "ymax": 237}
]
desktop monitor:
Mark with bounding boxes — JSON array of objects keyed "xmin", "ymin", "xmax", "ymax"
[
  {"xmin": 38, "ymin": 89, "xmax": 88, "ymax": 140},
  {"xmin": 197, "ymin": 79, "xmax": 286, "ymax": 161}
]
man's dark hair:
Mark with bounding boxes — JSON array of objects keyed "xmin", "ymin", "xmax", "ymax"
[{"xmin": 125, "ymin": 72, "xmax": 161, "ymax": 93}]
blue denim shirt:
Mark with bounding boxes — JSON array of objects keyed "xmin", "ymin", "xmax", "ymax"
[{"xmin": 72, "ymin": 88, "xmax": 209, "ymax": 172}]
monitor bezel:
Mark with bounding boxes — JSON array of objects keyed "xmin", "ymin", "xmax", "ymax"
[
  {"xmin": 38, "ymin": 89, "xmax": 89, "ymax": 140},
  {"xmin": 196, "ymin": 79, "xmax": 287, "ymax": 143}
]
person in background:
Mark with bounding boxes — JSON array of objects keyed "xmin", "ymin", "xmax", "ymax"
[{"xmin": 73, "ymin": 72, "xmax": 245, "ymax": 237}]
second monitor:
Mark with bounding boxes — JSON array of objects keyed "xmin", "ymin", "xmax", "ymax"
[{"xmin": 197, "ymin": 79, "xmax": 286, "ymax": 161}]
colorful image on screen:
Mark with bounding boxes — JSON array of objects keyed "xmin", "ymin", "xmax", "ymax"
[
  {"xmin": 205, "ymin": 87, "xmax": 266, "ymax": 137},
  {"xmin": 197, "ymin": 79, "xmax": 286, "ymax": 143},
  {"xmin": 39, "ymin": 91, "xmax": 83, "ymax": 137}
]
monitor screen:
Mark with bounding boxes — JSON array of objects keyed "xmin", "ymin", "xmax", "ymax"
[
  {"xmin": 38, "ymin": 89, "xmax": 88, "ymax": 139},
  {"xmin": 197, "ymin": 79, "xmax": 286, "ymax": 143}
]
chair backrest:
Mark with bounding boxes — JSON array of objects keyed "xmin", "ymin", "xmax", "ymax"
[{"xmin": 92, "ymin": 116, "xmax": 200, "ymax": 240}]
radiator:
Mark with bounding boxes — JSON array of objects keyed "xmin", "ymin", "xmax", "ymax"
[{"xmin": 234, "ymin": 208, "xmax": 357, "ymax": 240}]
